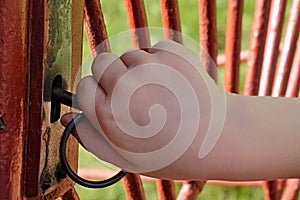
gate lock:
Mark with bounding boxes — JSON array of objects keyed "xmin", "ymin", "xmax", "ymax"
[{"xmin": 51, "ymin": 84, "xmax": 127, "ymax": 188}]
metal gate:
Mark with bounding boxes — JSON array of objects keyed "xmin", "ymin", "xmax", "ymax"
[{"xmin": 0, "ymin": 0, "xmax": 299, "ymax": 199}]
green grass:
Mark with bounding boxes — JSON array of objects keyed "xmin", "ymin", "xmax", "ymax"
[{"xmin": 77, "ymin": 0, "xmax": 292, "ymax": 199}]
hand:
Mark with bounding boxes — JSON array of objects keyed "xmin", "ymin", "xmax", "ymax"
[{"xmin": 62, "ymin": 40, "xmax": 226, "ymax": 179}]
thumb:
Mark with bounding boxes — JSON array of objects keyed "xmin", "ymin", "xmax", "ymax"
[
  {"xmin": 61, "ymin": 112, "xmax": 134, "ymax": 171},
  {"xmin": 61, "ymin": 112, "xmax": 86, "ymax": 148},
  {"xmin": 76, "ymin": 76, "xmax": 106, "ymax": 133}
]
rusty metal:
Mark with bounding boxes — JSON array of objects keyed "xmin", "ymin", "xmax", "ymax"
[
  {"xmin": 159, "ymin": 0, "xmax": 182, "ymax": 43},
  {"xmin": 177, "ymin": 180, "xmax": 206, "ymax": 200},
  {"xmin": 83, "ymin": 0, "xmax": 147, "ymax": 198},
  {"xmin": 123, "ymin": 173, "xmax": 146, "ymax": 200},
  {"xmin": 125, "ymin": 0, "xmax": 151, "ymax": 49},
  {"xmin": 156, "ymin": 179, "xmax": 176, "ymax": 200},
  {"xmin": 176, "ymin": 0, "xmax": 219, "ymax": 198},
  {"xmin": 199, "ymin": 0, "xmax": 218, "ymax": 81},
  {"xmin": 281, "ymin": 179, "xmax": 300, "ymax": 200},
  {"xmin": 263, "ymin": 180, "xmax": 285, "ymax": 200},
  {"xmin": 272, "ymin": 0, "xmax": 300, "ymax": 97},
  {"xmin": 243, "ymin": 0, "xmax": 272, "ymax": 95},
  {"xmin": 25, "ymin": 0, "xmax": 84, "ymax": 198},
  {"xmin": 25, "ymin": 0, "xmax": 46, "ymax": 195},
  {"xmin": 0, "ymin": 0, "xmax": 28, "ymax": 199},
  {"xmin": 123, "ymin": 1, "xmax": 153, "ymax": 198},
  {"xmin": 285, "ymin": 39, "xmax": 300, "ymax": 97},
  {"xmin": 224, "ymin": 0, "xmax": 243, "ymax": 93},
  {"xmin": 84, "ymin": 0, "xmax": 110, "ymax": 57},
  {"xmin": 61, "ymin": 188, "xmax": 80, "ymax": 200},
  {"xmin": 157, "ymin": 1, "xmax": 182, "ymax": 197},
  {"xmin": 259, "ymin": 0, "xmax": 287, "ymax": 96}
]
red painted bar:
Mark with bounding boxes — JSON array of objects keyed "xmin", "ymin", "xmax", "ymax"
[
  {"xmin": 285, "ymin": 39, "xmax": 300, "ymax": 98},
  {"xmin": 124, "ymin": 0, "xmax": 151, "ymax": 49},
  {"xmin": 157, "ymin": 1, "xmax": 181, "ymax": 197},
  {"xmin": 84, "ymin": 0, "xmax": 110, "ymax": 57},
  {"xmin": 281, "ymin": 179, "xmax": 300, "ymax": 200},
  {"xmin": 177, "ymin": 181, "xmax": 206, "ymax": 200},
  {"xmin": 272, "ymin": 0, "xmax": 300, "ymax": 97},
  {"xmin": 0, "ymin": 1, "xmax": 28, "ymax": 199},
  {"xmin": 159, "ymin": 0, "xmax": 182, "ymax": 43},
  {"xmin": 84, "ymin": 1, "xmax": 147, "ymax": 199},
  {"xmin": 123, "ymin": 1, "xmax": 152, "ymax": 199},
  {"xmin": 199, "ymin": 0, "xmax": 218, "ymax": 81},
  {"xmin": 123, "ymin": 173, "xmax": 146, "ymax": 200},
  {"xmin": 177, "ymin": 0, "xmax": 219, "ymax": 198},
  {"xmin": 224, "ymin": 0, "xmax": 243, "ymax": 93},
  {"xmin": 243, "ymin": 0, "xmax": 271, "ymax": 95},
  {"xmin": 156, "ymin": 179, "xmax": 176, "ymax": 200},
  {"xmin": 259, "ymin": 0, "xmax": 287, "ymax": 96},
  {"xmin": 25, "ymin": 0, "xmax": 45, "ymax": 196}
]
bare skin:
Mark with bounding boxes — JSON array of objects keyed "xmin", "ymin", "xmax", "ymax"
[{"xmin": 62, "ymin": 40, "xmax": 300, "ymax": 181}]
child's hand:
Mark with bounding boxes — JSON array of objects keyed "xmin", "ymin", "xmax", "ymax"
[{"xmin": 62, "ymin": 40, "xmax": 226, "ymax": 179}]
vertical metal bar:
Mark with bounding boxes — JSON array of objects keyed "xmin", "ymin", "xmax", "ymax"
[
  {"xmin": 156, "ymin": 179, "xmax": 176, "ymax": 200},
  {"xmin": 123, "ymin": 0, "xmax": 151, "ymax": 198},
  {"xmin": 263, "ymin": 180, "xmax": 286, "ymax": 200},
  {"xmin": 124, "ymin": 0, "xmax": 151, "ymax": 49},
  {"xmin": 156, "ymin": 1, "xmax": 181, "ymax": 198},
  {"xmin": 285, "ymin": 39, "xmax": 300, "ymax": 98},
  {"xmin": 198, "ymin": 0, "xmax": 218, "ymax": 81},
  {"xmin": 84, "ymin": 1, "xmax": 147, "ymax": 199},
  {"xmin": 123, "ymin": 173, "xmax": 146, "ymax": 200},
  {"xmin": 224, "ymin": 0, "xmax": 243, "ymax": 93},
  {"xmin": 72, "ymin": 0, "xmax": 85, "ymax": 88},
  {"xmin": 25, "ymin": 0, "xmax": 44, "ymax": 196},
  {"xmin": 177, "ymin": 1, "xmax": 218, "ymax": 198},
  {"xmin": 259, "ymin": 0, "xmax": 287, "ymax": 96},
  {"xmin": 159, "ymin": 0, "xmax": 182, "ymax": 43},
  {"xmin": 84, "ymin": 0, "xmax": 110, "ymax": 57},
  {"xmin": 262, "ymin": 1, "xmax": 299, "ymax": 198},
  {"xmin": 176, "ymin": 1, "xmax": 217, "ymax": 198},
  {"xmin": 243, "ymin": 0, "xmax": 272, "ymax": 95},
  {"xmin": 281, "ymin": 179, "xmax": 300, "ymax": 200},
  {"xmin": 177, "ymin": 180, "xmax": 205, "ymax": 200},
  {"xmin": 0, "ymin": 0, "xmax": 28, "ymax": 199},
  {"xmin": 122, "ymin": 0, "xmax": 150, "ymax": 198},
  {"xmin": 272, "ymin": 0, "xmax": 300, "ymax": 97},
  {"xmin": 26, "ymin": 0, "xmax": 83, "ymax": 197}
]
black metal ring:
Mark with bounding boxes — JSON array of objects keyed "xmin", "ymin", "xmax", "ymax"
[{"xmin": 60, "ymin": 113, "xmax": 127, "ymax": 188}]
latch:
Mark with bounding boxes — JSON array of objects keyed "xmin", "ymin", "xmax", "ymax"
[{"xmin": 50, "ymin": 75, "xmax": 127, "ymax": 188}]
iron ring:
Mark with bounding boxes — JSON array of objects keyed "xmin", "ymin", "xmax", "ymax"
[{"xmin": 60, "ymin": 113, "xmax": 127, "ymax": 188}]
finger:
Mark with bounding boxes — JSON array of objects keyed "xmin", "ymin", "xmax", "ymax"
[
  {"xmin": 61, "ymin": 112, "xmax": 84, "ymax": 146},
  {"xmin": 153, "ymin": 40, "xmax": 218, "ymax": 87},
  {"xmin": 92, "ymin": 52, "xmax": 127, "ymax": 94},
  {"xmin": 76, "ymin": 76, "xmax": 105, "ymax": 133},
  {"xmin": 62, "ymin": 113, "xmax": 134, "ymax": 169},
  {"xmin": 120, "ymin": 49, "xmax": 154, "ymax": 68},
  {"xmin": 152, "ymin": 40, "xmax": 202, "ymax": 68}
]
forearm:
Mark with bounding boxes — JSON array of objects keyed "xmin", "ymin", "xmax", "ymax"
[
  {"xmin": 203, "ymin": 93, "xmax": 300, "ymax": 180},
  {"xmin": 149, "ymin": 93, "xmax": 300, "ymax": 181}
]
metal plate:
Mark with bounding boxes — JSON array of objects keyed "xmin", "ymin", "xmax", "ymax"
[{"xmin": 25, "ymin": 0, "xmax": 83, "ymax": 197}]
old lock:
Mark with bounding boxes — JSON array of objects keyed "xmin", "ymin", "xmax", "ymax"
[{"xmin": 51, "ymin": 81, "xmax": 127, "ymax": 188}]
